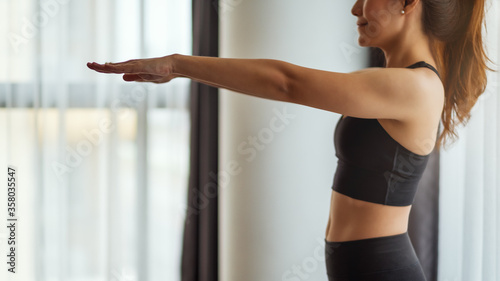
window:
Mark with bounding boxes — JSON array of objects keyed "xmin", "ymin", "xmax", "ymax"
[{"xmin": 0, "ymin": 0, "xmax": 192, "ymax": 280}]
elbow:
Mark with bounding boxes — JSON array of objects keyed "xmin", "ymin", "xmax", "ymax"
[
  {"xmin": 277, "ymin": 72, "xmax": 295, "ymax": 103},
  {"xmin": 279, "ymin": 74, "xmax": 291, "ymax": 101},
  {"xmin": 269, "ymin": 59, "xmax": 295, "ymax": 103},
  {"xmin": 281, "ymin": 75, "xmax": 306, "ymax": 106}
]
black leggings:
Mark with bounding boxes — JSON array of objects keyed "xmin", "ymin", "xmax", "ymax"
[{"xmin": 324, "ymin": 231, "xmax": 427, "ymax": 281}]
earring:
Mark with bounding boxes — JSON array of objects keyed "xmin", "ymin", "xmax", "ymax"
[{"xmin": 401, "ymin": 10, "xmax": 405, "ymax": 14}]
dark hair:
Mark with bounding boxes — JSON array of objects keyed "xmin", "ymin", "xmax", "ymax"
[{"xmin": 422, "ymin": 0, "xmax": 497, "ymax": 150}]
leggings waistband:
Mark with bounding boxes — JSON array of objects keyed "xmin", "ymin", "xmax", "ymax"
[
  {"xmin": 324, "ymin": 231, "xmax": 423, "ymax": 278},
  {"xmin": 324, "ymin": 231, "xmax": 409, "ymax": 246}
]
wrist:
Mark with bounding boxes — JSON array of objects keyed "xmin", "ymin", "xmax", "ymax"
[{"xmin": 169, "ymin": 53, "xmax": 183, "ymax": 76}]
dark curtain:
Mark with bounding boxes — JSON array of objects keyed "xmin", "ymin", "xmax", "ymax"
[
  {"xmin": 369, "ymin": 47, "xmax": 440, "ymax": 281},
  {"xmin": 180, "ymin": 1, "xmax": 219, "ymax": 281}
]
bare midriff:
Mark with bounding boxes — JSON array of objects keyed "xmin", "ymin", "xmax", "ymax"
[{"xmin": 325, "ymin": 189, "xmax": 412, "ymax": 242}]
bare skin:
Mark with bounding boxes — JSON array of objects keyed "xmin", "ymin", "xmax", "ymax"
[
  {"xmin": 325, "ymin": 192, "xmax": 412, "ymax": 242},
  {"xmin": 87, "ymin": 0, "xmax": 444, "ymax": 244}
]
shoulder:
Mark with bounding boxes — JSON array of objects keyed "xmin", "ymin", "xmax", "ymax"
[
  {"xmin": 404, "ymin": 66, "xmax": 444, "ymax": 122},
  {"xmin": 348, "ymin": 66, "xmax": 444, "ymax": 121},
  {"xmin": 375, "ymin": 67, "xmax": 444, "ymax": 154}
]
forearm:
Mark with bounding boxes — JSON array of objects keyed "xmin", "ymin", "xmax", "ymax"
[{"xmin": 171, "ymin": 54, "xmax": 291, "ymax": 102}]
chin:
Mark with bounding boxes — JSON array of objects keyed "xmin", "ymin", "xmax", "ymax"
[
  {"xmin": 357, "ymin": 33, "xmax": 378, "ymax": 48},
  {"xmin": 358, "ymin": 36, "xmax": 372, "ymax": 47}
]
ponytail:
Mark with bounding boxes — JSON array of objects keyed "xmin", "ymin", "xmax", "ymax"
[{"xmin": 423, "ymin": 0, "xmax": 497, "ymax": 151}]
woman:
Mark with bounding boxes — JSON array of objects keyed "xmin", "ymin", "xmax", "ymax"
[{"xmin": 87, "ymin": 0, "xmax": 493, "ymax": 279}]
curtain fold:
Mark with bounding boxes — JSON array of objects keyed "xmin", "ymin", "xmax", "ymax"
[
  {"xmin": 180, "ymin": 1, "xmax": 219, "ymax": 281},
  {"xmin": 369, "ymin": 47, "xmax": 440, "ymax": 281}
]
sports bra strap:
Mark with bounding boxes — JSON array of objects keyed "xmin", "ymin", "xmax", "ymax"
[{"xmin": 406, "ymin": 61, "xmax": 441, "ymax": 79}]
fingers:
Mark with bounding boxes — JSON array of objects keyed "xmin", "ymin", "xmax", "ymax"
[
  {"xmin": 87, "ymin": 62, "xmax": 119, "ymax": 73},
  {"xmin": 87, "ymin": 61, "xmax": 143, "ymax": 74},
  {"xmin": 86, "ymin": 62, "xmax": 128, "ymax": 74}
]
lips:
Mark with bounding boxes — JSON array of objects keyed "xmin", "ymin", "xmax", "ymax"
[{"xmin": 357, "ymin": 20, "xmax": 368, "ymax": 26}]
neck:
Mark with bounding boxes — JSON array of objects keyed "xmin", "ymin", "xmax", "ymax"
[{"xmin": 380, "ymin": 23, "xmax": 436, "ymax": 68}]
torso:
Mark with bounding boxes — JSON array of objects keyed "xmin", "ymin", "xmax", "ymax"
[
  {"xmin": 325, "ymin": 190, "xmax": 412, "ymax": 242},
  {"xmin": 325, "ymin": 64, "xmax": 444, "ymax": 242}
]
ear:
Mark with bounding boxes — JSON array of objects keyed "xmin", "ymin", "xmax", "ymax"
[{"xmin": 403, "ymin": 0, "xmax": 420, "ymax": 14}]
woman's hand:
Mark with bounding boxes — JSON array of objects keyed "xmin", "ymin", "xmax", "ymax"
[{"xmin": 87, "ymin": 54, "xmax": 180, "ymax": 83}]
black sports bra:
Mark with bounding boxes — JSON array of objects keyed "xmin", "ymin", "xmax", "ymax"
[{"xmin": 331, "ymin": 61, "xmax": 440, "ymax": 206}]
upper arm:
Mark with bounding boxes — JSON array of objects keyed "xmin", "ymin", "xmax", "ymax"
[{"xmin": 283, "ymin": 63, "xmax": 438, "ymax": 121}]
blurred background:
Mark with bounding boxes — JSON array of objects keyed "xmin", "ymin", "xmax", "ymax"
[
  {"xmin": 1, "ymin": 0, "xmax": 499, "ymax": 281},
  {"xmin": 1, "ymin": 0, "xmax": 191, "ymax": 280}
]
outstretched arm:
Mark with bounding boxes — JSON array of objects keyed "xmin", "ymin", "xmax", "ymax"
[
  {"xmin": 175, "ymin": 55, "xmax": 441, "ymax": 121},
  {"xmin": 87, "ymin": 54, "xmax": 442, "ymax": 121}
]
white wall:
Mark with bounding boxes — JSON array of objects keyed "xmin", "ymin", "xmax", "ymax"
[{"xmin": 219, "ymin": 1, "xmax": 368, "ymax": 280}]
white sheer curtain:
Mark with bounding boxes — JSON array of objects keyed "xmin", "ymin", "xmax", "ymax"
[
  {"xmin": 0, "ymin": 0, "xmax": 191, "ymax": 280},
  {"xmin": 438, "ymin": 1, "xmax": 500, "ymax": 280}
]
